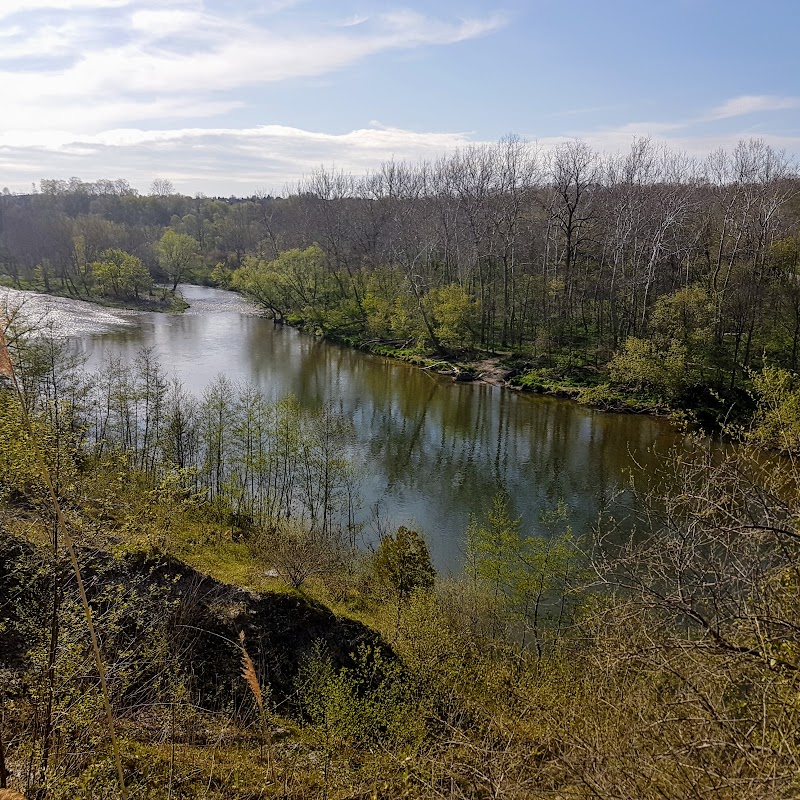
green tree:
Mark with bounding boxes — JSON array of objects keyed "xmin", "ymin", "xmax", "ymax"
[
  {"xmin": 748, "ymin": 365, "xmax": 800, "ymax": 453},
  {"xmin": 91, "ymin": 249, "xmax": 152, "ymax": 299},
  {"xmin": 374, "ymin": 527, "xmax": 436, "ymax": 625},
  {"xmin": 362, "ymin": 269, "xmax": 409, "ymax": 340},
  {"xmin": 155, "ymin": 229, "xmax": 200, "ymax": 291},
  {"xmin": 651, "ymin": 286, "xmax": 714, "ymax": 377},
  {"xmin": 232, "ymin": 246, "xmax": 330, "ymax": 323},
  {"xmin": 466, "ymin": 493, "xmax": 520, "ymax": 611},
  {"xmin": 768, "ymin": 236, "xmax": 800, "ymax": 369},
  {"xmin": 209, "ymin": 261, "xmax": 232, "ymax": 287},
  {"xmin": 425, "ymin": 283, "xmax": 478, "ymax": 349},
  {"xmin": 467, "ymin": 494, "xmax": 582, "ymax": 655}
]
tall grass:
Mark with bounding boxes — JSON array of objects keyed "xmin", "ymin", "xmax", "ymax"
[{"xmin": 0, "ymin": 323, "xmax": 127, "ymax": 800}]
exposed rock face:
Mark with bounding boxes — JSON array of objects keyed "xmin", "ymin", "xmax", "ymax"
[
  {"xmin": 0, "ymin": 535, "xmax": 47, "ymax": 671},
  {"xmin": 0, "ymin": 534, "xmax": 390, "ymax": 714}
]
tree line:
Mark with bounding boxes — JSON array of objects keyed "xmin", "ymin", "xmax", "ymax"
[
  {"xmin": 9, "ymin": 335, "xmax": 360, "ymax": 546},
  {"xmin": 2, "ymin": 137, "xmax": 799, "ymax": 411}
]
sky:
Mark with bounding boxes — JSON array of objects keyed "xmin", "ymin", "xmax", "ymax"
[{"xmin": 1, "ymin": 0, "xmax": 799, "ymax": 196}]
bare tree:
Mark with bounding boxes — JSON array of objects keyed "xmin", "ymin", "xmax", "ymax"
[{"xmin": 149, "ymin": 177, "xmax": 175, "ymax": 197}]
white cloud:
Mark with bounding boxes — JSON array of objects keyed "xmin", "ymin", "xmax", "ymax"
[
  {"xmin": 0, "ymin": 96, "xmax": 245, "ymax": 134},
  {"xmin": 0, "ymin": 0, "xmax": 132, "ymax": 18},
  {"xmin": 0, "ymin": 19, "xmax": 104, "ymax": 60},
  {"xmin": 336, "ymin": 13, "xmax": 369, "ymax": 28},
  {"xmin": 0, "ymin": 4, "xmax": 505, "ymax": 137},
  {"xmin": 708, "ymin": 95, "xmax": 800, "ymax": 120},
  {"xmin": 1, "ymin": 118, "xmax": 799, "ymax": 197},
  {"xmin": 129, "ymin": 8, "xmax": 217, "ymax": 37},
  {"xmin": 538, "ymin": 128, "xmax": 800, "ymax": 166},
  {"xmin": 549, "ymin": 95, "xmax": 800, "ymax": 159},
  {"xmin": 0, "ymin": 124, "xmax": 485, "ymax": 195}
]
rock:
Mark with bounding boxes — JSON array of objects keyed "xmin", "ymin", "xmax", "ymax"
[{"xmin": 0, "ymin": 534, "xmax": 393, "ymax": 716}]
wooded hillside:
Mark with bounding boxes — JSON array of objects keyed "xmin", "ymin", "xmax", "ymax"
[{"xmin": 3, "ymin": 137, "xmax": 799, "ymax": 417}]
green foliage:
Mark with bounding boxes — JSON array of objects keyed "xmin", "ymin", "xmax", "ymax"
[
  {"xmin": 209, "ymin": 261, "xmax": 232, "ymax": 287},
  {"xmin": 467, "ymin": 494, "xmax": 583, "ymax": 654},
  {"xmin": 0, "ymin": 378, "xmax": 81, "ymax": 510},
  {"xmin": 8, "ymin": 232, "xmax": 800, "ymax": 795},
  {"xmin": 298, "ymin": 642, "xmax": 419, "ymax": 755},
  {"xmin": 466, "ymin": 493, "xmax": 521, "ymax": 598},
  {"xmin": 233, "ymin": 251, "xmax": 478, "ymax": 353},
  {"xmin": 0, "ymin": 396, "xmax": 42, "ymax": 504},
  {"xmin": 608, "ymin": 336, "xmax": 687, "ymax": 399},
  {"xmin": 387, "ymin": 290, "xmax": 424, "ymax": 342},
  {"xmin": 651, "ymin": 285, "xmax": 714, "ymax": 354},
  {"xmin": 392, "ymin": 587, "xmax": 471, "ymax": 685},
  {"xmin": 769, "ymin": 235, "xmax": 800, "ymax": 270},
  {"xmin": 748, "ymin": 365, "xmax": 800, "ymax": 452},
  {"xmin": 424, "ymin": 283, "xmax": 478, "ymax": 349},
  {"xmin": 154, "ymin": 229, "xmax": 200, "ymax": 290},
  {"xmin": 576, "ymin": 382, "xmax": 626, "ymax": 408},
  {"xmin": 362, "ymin": 269, "xmax": 412, "ymax": 340},
  {"xmin": 231, "ymin": 245, "xmax": 331, "ymax": 323},
  {"xmin": 650, "ymin": 286, "xmax": 715, "ymax": 383},
  {"xmin": 373, "ymin": 526, "xmax": 436, "ymax": 605},
  {"xmin": 91, "ymin": 248, "xmax": 152, "ymax": 299}
]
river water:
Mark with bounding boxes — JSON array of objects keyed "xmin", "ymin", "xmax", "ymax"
[{"xmin": 2, "ymin": 285, "xmax": 683, "ymax": 570}]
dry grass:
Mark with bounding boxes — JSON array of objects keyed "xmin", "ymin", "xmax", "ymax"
[
  {"xmin": 0, "ymin": 790, "xmax": 28, "ymax": 800},
  {"xmin": 0, "ymin": 326, "xmax": 13, "ymax": 383},
  {"xmin": 239, "ymin": 631, "xmax": 264, "ymax": 710}
]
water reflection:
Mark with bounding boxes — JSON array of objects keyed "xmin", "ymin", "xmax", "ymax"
[{"xmin": 72, "ymin": 285, "xmax": 681, "ymax": 570}]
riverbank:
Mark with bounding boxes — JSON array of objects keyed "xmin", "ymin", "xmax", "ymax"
[
  {"xmin": 0, "ymin": 277, "xmax": 188, "ymax": 314},
  {"xmin": 1, "ymin": 372, "xmax": 795, "ymax": 799},
  {"xmin": 203, "ymin": 279, "xmax": 738, "ymax": 427},
  {"xmin": 68, "ymin": 283, "xmax": 679, "ymax": 570},
  {"xmin": 314, "ymin": 322, "xmax": 757, "ymax": 430},
  {"xmin": 320, "ymin": 330, "xmax": 722, "ymax": 424},
  {"xmin": 5, "ymin": 279, "xmax": 733, "ymax": 429}
]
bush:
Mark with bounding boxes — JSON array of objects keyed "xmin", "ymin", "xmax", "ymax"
[
  {"xmin": 608, "ymin": 336, "xmax": 687, "ymax": 399},
  {"xmin": 373, "ymin": 527, "xmax": 436, "ymax": 605}
]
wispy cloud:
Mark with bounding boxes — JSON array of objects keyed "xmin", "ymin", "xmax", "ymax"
[
  {"xmin": 552, "ymin": 95, "xmax": 800, "ymax": 158},
  {"xmin": 0, "ymin": 0, "xmax": 133, "ymax": 19},
  {"xmin": 2, "ymin": 3, "xmax": 505, "ymax": 137},
  {"xmin": 336, "ymin": 13, "xmax": 369, "ymax": 28},
  {"xmin": 0, "ymin": 124, "xmax": 485, "ymax": 195},
  {"xmin": 707, "ymin": 94, "xmax": 800, "ymax": 121}
]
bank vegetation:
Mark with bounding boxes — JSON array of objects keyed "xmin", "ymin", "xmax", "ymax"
[
  {"xmin": 2, "ymin": 136, "xmax": 800, "ymax": 421},
  {"xmin": 2, "ymin": 307, "xmax": 800, "ymax": 797}
]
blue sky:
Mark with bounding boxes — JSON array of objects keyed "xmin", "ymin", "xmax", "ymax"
[{"xmin": 1, "ymin": 0, "xmax": 798, "ymax": 195}]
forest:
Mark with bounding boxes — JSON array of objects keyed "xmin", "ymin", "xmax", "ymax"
[
  {"xmin": 2, "ymin": 136, "xmax": 800, "ymax": 798},
  {"xmin": 2, "ymin": 136, "xmax": 800, "ymax": 420}
]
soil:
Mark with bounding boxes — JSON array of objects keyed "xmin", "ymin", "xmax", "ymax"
[{"xmin": 472, "ymin": 357, "xmax": 514, "ymax": 386}]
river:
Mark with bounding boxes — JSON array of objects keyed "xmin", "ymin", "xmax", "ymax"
[{"xmin": 2, "ymin": 284, "xmax": 683, "ymax": 570}]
